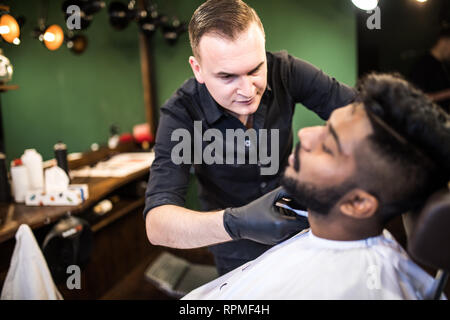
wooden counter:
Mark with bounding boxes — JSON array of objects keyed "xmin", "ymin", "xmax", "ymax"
[
  {"xmin": 0, "ymin": 139, "xmax": 152, "ymax": 244},
  {"xmin": 0, "ymin": 167, "xmax": 149, "ymax": 244},
  {"xmin": 0, "ymin": 143, "xmax": 173, "ymax": 300}
]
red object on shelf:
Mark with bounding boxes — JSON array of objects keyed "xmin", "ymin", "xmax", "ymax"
[
  {"xmin": 119, "ymin": 133, "xmax": 133, "ymax": 143},
  {"xmin": 133, "ymin": 123, "xmax": 154, "ymax": 143},
  {"xmin": 12, "ymin": 158, "xmax": 23, "ymax": 166}
]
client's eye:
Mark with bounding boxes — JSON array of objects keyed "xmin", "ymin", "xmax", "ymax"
[{"xmin": 322, "ymin": 143, "xmax": 333, "ymax": 155}]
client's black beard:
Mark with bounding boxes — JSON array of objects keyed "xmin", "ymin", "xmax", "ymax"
[
  {"xmin": 284, "ymin": 140, "xmax": 355, "ymax": 214},
  {"xmin": 281, "ymin": 174, "xmax": 356, "ymax": 215}
]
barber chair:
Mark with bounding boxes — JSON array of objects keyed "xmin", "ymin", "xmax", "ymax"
[
  {"xmin": 42, "ymin": 215, "xmax": 93, "ymax": 285},
  {"xmin": 407, "ymin": 189, "xmax": 450, "ymax": 300}
]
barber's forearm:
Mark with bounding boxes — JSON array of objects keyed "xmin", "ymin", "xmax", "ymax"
[{"xmin": 145, "ymin": 204, "xmax": 232, "ymax": 249}]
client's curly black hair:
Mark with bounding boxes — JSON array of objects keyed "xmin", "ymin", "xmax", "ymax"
[{"xmin": 355, "ymin": 73, "xmax": 450, "ymax": 221}]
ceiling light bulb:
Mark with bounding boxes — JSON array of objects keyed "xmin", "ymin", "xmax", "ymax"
[
  {"xmin": 351, "ymin": 0, "xmax": 379, "ymax": 11},
  {"xmin": 0, "ymin": 25, "xmax": 10, "ymax": 34},
  {"xmin": 43, "ymin": 24, "xmax": 64, "ymax": 51},
  {"xmin": 0, "ymin": 14, "xmax": 20, "ymax": 43},
  {"xmin": 43, "ymin": 32, "xmax": 55, "ymax": 42},
  {"xmin": 66, "ymin": 34, "xmax": 88, "ymax": 55}
]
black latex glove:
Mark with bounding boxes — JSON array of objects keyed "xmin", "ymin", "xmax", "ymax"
[{"xmin": 223, "ymin": 187, "xmax": 310, "ymax": 245}]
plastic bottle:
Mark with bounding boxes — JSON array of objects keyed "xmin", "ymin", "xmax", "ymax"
[
  {"xmin": 0, "ymin": 153, "xmax": 11, "ymax": 202},
  {"xmin": 21, "ymin": 149, "xmax": 44, "ymax": 191},
  {"xmin": 54, "ymin": 142, "xmax": 70, "ymax": 183},
  {"xmin": 54, "ymin": 142, "xmax": 69, "ymax": 176},
  {"xmin": 10, "ymin": 158, "xmax": 29, "ymax": 203}
]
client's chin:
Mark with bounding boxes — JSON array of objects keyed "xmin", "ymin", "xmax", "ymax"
[{"xmin": 280, "ymin": 173, "xmax": 349, "ymax": 216}]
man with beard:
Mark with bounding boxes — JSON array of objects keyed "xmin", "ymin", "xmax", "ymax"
[{"xmin": 182, "ymin": 73, "xmax": 450, "ymax": 299}]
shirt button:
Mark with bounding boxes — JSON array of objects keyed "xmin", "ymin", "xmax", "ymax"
[{"xmin": 260, "ymin": 182, "xmax": 267, "ymax": 189}]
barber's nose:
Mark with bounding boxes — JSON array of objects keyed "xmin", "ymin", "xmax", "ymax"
[
  {"xmin": 237, "ymin": 76, "xmax": 255, "ymax": 97},
  {"xmin": 298, "ymin": 126, "xmax": 323, "ymax": 152}
]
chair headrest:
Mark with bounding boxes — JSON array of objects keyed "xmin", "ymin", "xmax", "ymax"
[{"xmin": 407, "ymin": 189, "xmax": 450, "ymax": 271}]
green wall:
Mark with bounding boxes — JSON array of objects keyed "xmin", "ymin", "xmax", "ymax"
[
  {"xmin": 151, "ymin": 0, "xmax": 357, "ymax": 146},
  {"xmin": 2, "ymin": 0, "xmax": 146, "ymax": 161},
  {"xmin": 257, "ymin": 0, "xmax": 357, "ymax": 140},
  {"xmin": 1, "ymin": 0, "xmax": 356, "ymax": 210}
]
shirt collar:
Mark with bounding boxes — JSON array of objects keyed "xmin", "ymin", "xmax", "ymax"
[
  {"xmin": 265, "ymin": 82, "xmax": 272, "ymax": 95},
  {"xmin": 307, "ymin": 229, "xmax": 385, "ymax": 249},
  {"xmin": 199, "ymin": 83, "xmax": 226, "ymax": 125}
]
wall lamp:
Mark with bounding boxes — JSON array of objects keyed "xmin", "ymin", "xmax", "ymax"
[
  {"xmin": 159, "ymin": 15, "xmax": 186, "ymax": 46},
  {"xmin": 108, "ymin": 0, "xmax": 186, "ymax": 43},
  {"xmin": 33, "ymin": 21, "xmax": 65, "ymax": 51},
  {"xmin": 62, "ymin": 0, "xmax": 105, "ymax": 30},
  {"xmin": 0, "ymin": 5, "xmax": 22, "ymax": 45},
  {"xmin": 66, "ymin": 32, "xmax": 88, "ymax": 54},
  {"xmin": 108, "ymin": 1, "xmax": 157, "ymax": 32}
]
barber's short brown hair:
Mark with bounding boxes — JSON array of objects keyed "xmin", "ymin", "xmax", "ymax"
[{"xmin": 189, "ymin": 0, "xmax": 264, "ymax": 58}]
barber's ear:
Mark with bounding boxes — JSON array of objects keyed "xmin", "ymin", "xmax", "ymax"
[
  {"xmin": 189, "ymin": 56, "xmax": 204, "ymax": 84},
  {"xmin": 339, "ymin": 189, "xmax": 378, "ymax": 219}
]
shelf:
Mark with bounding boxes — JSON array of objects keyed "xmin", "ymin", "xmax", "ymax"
[
  {"xmin": 0, "ymin": 84, "xmax": 19, "ymax": 92},
  {"xmin": 0, "ymin": 166, "xmax": 149, "ymax": 243},
  {"xmin": 90, "ymin": 197, "xmax": 145, "ymax": 233}
]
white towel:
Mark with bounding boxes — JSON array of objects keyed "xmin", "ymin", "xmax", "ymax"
[
  {"xmin": 1, "ymin": 224, "xmax": 63, "ymax": 300},
  {"xmin": 183, "ymin": 229, "xmax": 439, "ymax": 300}
]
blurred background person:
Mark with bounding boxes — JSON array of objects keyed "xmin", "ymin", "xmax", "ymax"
[{"xmin": 410, "ymin": 25, "xmax": 450, "ymax": 113}]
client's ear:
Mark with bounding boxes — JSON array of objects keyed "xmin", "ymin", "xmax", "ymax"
[{"xmin": 339, "ymin": 189, "xmax": 378, "ymax": 219}]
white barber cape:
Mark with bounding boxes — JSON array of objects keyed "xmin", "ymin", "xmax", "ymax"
[
  {"xmin": 183, "ymin": 229, "xmax": 441, "ymax": 300},
  {"xmin": 1, "ymin": 224, "xmax": 63, "ymax": 300}
]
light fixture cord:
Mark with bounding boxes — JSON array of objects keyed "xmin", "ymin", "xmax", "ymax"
[{"xmin": 37, "ymin": 0, "xmax": 49, "ymax": 30}]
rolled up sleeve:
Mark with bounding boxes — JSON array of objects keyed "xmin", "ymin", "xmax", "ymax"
[{"xmin": 143, "ymin": 107, "xmax": 192, "ymax": 219}]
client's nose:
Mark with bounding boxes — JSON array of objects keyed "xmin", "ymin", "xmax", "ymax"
[{"xmin": 298, "ymin": 126, "xmax": 323, "ymax": 152}]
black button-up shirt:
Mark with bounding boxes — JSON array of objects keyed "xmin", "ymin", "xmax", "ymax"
[{"xmin": 144, "ymin": 51, "xmax": 356, "ymax": 270}]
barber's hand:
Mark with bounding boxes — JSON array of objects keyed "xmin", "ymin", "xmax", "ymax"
[{"xmin": 223, "ymin": 187, "xmax": 310, "ymax": 245}]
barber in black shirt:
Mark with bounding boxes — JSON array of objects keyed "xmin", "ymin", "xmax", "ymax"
[{"xmin": 144, "ymin": 0, "xmax": 355, "ymax": 275}]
